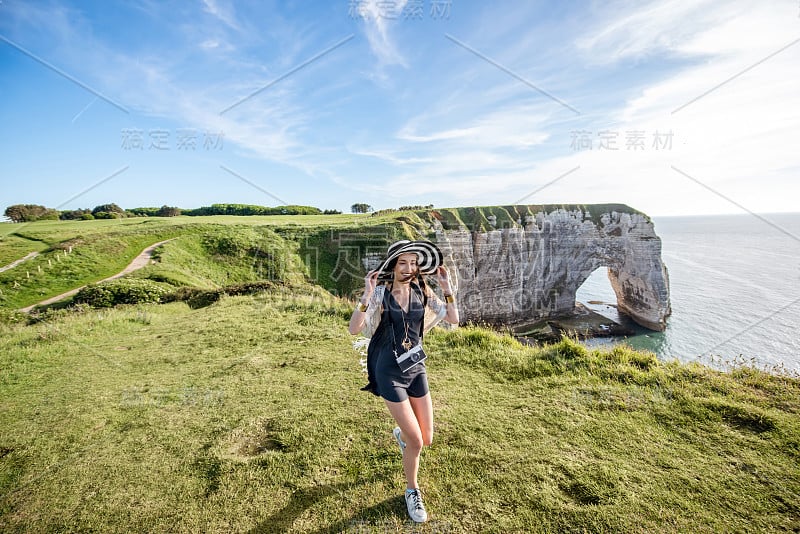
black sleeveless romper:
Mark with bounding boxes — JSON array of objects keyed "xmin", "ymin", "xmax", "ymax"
[{"xmin": 362, "ymin": 284, "xmax": 429, "ymax": 402}]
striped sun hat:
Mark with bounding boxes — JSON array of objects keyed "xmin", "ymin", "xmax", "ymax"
[{"xmin": 377, "ymin": 240, "xmax": 443, "ymax": 277}]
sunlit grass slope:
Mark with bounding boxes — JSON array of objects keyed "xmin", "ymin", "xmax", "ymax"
[{"xmin": 0, "ymin": 290, "xmax": 798, "ymax": 533}]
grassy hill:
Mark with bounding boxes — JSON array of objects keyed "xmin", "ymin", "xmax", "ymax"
[
  {"xmin": 0, "ymin": 213, "xmax": 416, "ymax": 310},
  {"xmin": 0, "ymin": 210, "xmax": 799, "ymax": 532},
  {"xmin": 0, "ymin": 204, "xmax": 645, "ymax": 311}
]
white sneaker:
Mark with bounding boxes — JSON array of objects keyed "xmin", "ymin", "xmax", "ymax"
[
  {"xmin": 393, "ymin": 426, "xmax": 406, "ymax": 455},
  {"xmin": 405, "ymin": 488, "xmax": 427, "ymax": 523}
]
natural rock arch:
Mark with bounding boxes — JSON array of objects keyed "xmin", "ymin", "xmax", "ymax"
[{"xmin": 575, "ymin": 266, "xmax": 616, "ymax": 311}]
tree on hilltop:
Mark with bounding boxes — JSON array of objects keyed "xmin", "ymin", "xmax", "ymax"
[
  {"xmin": 351, "ymin": 203, "xmax": 373, "ymax": 214},
  {"xmin": 156, "ymin": 205, "xmax": 181, "ymax": 217},
  {"xmin": 60, "ymin": 208, "xmax": 93, "ymax": 220},
  {"xmin": 92, "ymin": 203, "xmax": 126, "ymax": 216},
  {"xmin": 4, "ymin": 204, "xmax": 59, "ymax": 222}
]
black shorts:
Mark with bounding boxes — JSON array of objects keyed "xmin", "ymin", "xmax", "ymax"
[{"xmin": 375, "ymin": 353, "xmax": 429, "ymax": 403}]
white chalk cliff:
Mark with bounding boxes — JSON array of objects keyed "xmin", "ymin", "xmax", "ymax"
[{"xmin": 426, "ymin": 205, "xmax": 671, "ymax": 331}]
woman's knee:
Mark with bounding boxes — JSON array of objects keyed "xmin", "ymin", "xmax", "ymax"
[{"xmin": 404, "ymin": 430, "xmax": 424, "ymax": 452}]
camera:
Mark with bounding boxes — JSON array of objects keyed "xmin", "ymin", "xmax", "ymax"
[{"xmin": 396, "ymin": 343, "xmax": 427, "ymax": 372}]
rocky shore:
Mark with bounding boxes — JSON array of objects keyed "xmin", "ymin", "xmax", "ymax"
[{"xmin": 512, "ymin": 302, "xmax": 637, "ymax": 343}]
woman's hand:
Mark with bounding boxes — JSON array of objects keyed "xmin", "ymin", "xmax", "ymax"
[
  {"xmin": 437, "ymin": 265, "xmax": 460, "ymax": 324},
  {"xmin": 436, "ymin": 265, "xmax": 452, "ymax": 294},
  {"xmin": 363, "ymin": 270, "xmax": 379, "ymax": 299},
  {"xmin": 350, "ymin": 270, "xmax": 380, "ymax": 335}
]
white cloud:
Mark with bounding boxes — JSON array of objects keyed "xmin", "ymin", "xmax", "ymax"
[
  {"xmin": 580, "ymin": 0, "xmax": 800, "ymax": 215},
  {"xmin": 347, "ymin": 0, "xmax": 800, "ymax": 215},
  {"xmin": 355, "ymin": 0, "xmax": 409, "ymax": 68},
  {"xmin": 202, "ymin": 0, "xmax": 241, "ymax": 31},
  {"xmin": 6, "ymin": 2, "xmax": 331, "ymax": 170},
  {"xmin": 346, "ymin": 147, "xmax": 434, "ymax": 166},
  {"xmin": 575, "ymin": 0, "xmax": 733, "ymax": 63},
  {"xmin": 397, "ymin": 106, "xmax": 552, "ymax": 149}
]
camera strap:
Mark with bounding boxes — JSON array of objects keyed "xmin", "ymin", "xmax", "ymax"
[{"xmin": 388, "ymin": 282, "xmax": 425, "ymax": 357}]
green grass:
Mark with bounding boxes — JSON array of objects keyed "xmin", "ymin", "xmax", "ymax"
[
  {"xmin": 0, "ymin": 218, "xmax": 322, "ymax": 310},
  {"xmin": 0, "ymin": 214, "xmax": 423, "ymax": 310},
  {"xmin": 0, "ymin": 294, "xmax": 798, "ymax": 533},
  {"xmin": 0, "ymin": 235, "xmax": 49, "ymax": 268},
  {"xmin": 0, "ymin": 227, "xmax": 183, "ymax": 309},
  {"xmin": 0, "ymin": 214, "xmax": 402, "ymax": 309}
]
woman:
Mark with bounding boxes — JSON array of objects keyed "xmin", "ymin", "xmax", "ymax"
[{"xmin": 348, "ymin": 240, "xmax": 459, "ymax": 523}]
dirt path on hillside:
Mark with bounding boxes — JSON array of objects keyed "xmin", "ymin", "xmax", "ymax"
[
  {"xmin": 0, "ymin": 251, "xmax": 40, "ymax": 273},
  {"xmin": 19, "ymin": 239, "xmax": 175, "ymax": 313}
]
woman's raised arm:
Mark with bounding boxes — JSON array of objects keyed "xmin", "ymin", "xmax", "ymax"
[{"xmin": 349, "ymin": 270, "xmax": 380, "ymax": 335}]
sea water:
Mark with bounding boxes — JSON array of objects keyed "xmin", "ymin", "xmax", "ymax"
[{"xmin": 576, "ymin": 213, "xmax": 800, "ymax": 374}]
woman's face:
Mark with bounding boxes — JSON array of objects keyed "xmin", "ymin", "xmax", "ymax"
[{"xmin": 393, "ymin": 253, "xmax": 419, "ymax": 283}]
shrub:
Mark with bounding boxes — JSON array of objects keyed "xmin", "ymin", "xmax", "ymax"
[
  {"xmin": 162, "ymin": 287, "xmax": 223, "ymax": 309},
  {"xmin": 26, "ymin": 303, "xmax": 93, "ymax": 324},
  {"xmin": 224, "ymin": 281, "xmax": 278, "ymax": 296},
  {"xmin": 156, "ymin": 205, "xmax": 181, "ymax": 217},
  {"xmin": 187, "ymin": 290, "xmax": 223, "ymax": 309},
  {"xmin": 93, "ymin": 212, "xmax": 114, "ymax": 220},
  {"xmin": 74, "ymin": 279, "xmax": 172, "ymax": 308},
  {"xmin": 60, "ymin": 208, "xmax": 93, "ymax": 220},
  {"xmin": 128, "ymin": 207, "xmax": 160, "ymax": 217},
  {"xmin": 161, "ymin": 286, "xmax": 200, "ymax": 303},
  {"xmin": 92, "ymin": 203, "xmax": 126, "ymax": 217},
  {"xmin": 184, "ymin": 204, "xmax": 321, "ymax": 216}
]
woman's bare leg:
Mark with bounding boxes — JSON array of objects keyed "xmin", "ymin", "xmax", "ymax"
[
  {"xmin": 408, "ymin": 394, "xmax": 433, "ymax": 446},
  {"xmin": 384, "ymin": 393, "xmax": 433, "ymax": 488}
]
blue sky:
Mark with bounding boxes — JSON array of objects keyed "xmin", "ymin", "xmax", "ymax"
[{"xmin": 1, "ymin": 0, "xmax": 798, "ymax": 217}]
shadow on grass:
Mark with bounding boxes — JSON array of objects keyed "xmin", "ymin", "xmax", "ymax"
[
  {"xmin": 247, "ymin": 482, "xmax": 412, "ymax": 534},
  {"xmin": 308, "ymin": 495, "xmax": 413, "ymax": 534}
]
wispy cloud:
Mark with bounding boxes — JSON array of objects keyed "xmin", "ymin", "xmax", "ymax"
[
  {"xmin": 3, "ymin": 1, "xmax": 351, "ymax": 170},
  {"xmin": 337, "ymin": 0, "xmax": 800, "ymax": 215},
  {"xmin": 353, "ymin": 0, "xmax": 409, "ymax": 68},
  {"xmin": 202, "ymin": 0, "xmax": 241, "ymax": 31},
  {"xmin": 397, "ymin": 105, "xmax": 552, "ymax": 149},
  {"xmin": 583, "ymin": 0, "xmax": 800, "ymax": 215},
  {"xmin": 575, "ymin": 0, "xmax": 728, "ymax": 63}
]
